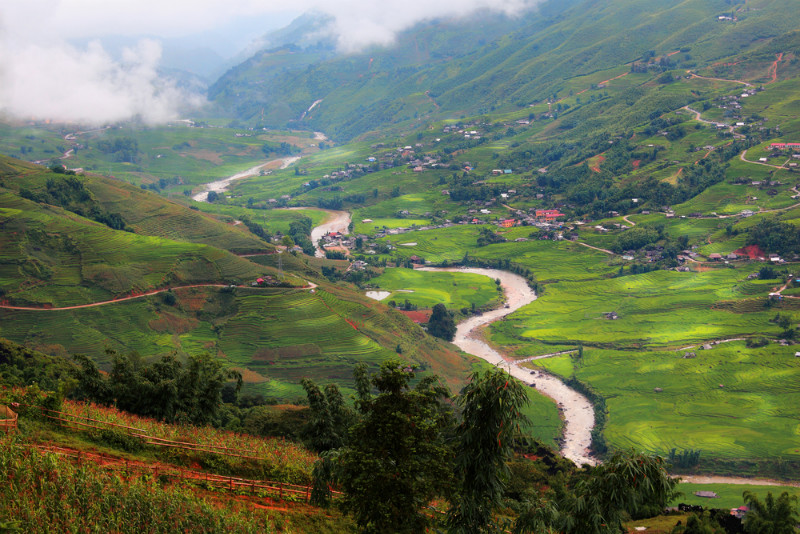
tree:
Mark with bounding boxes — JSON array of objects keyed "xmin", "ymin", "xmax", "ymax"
[
  {"xmin": 560, "ymin": 450, "xmax": 679, "ymax": 533},
  {"xmin": 742, "ymin": 491, "xmax": 799, "ymax": 534},
  {"xmin": 301, "ymin": 378, "xmax": 353, "ymax": 452},
  {"xmin": 447, "ymin": 368, "xmax": 531, "ymax": 533},
  {"xmin": 428, "ymin": 303, "xmax": 457, "ymax": 341},
  {"xmin": 670, "ymin": 513, "xmax": 724, "ymax": 534},
  {"xmin": 514, "ymin": 449, "xmax": 678, "ymax": 534},
  {"xmin": 337, "ymin": 360, "xmax": 453, "ymax": 533}
]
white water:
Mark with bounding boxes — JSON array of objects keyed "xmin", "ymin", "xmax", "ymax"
[{"xmin": 417, "ymin": 267, "xmax": 597, "ymax": 466}]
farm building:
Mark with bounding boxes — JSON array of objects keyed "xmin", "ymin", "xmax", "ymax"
[
  {"xmin": 500, "ymin": 219, "xmax": 516, "ymax": 228},
  {"xmin": 708, "ymin": 253, "xmax": 722, "ymax": 261}
]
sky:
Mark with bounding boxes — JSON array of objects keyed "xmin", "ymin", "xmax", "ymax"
[{"xmin": 0, "ymin": 0, "xmax": 538, "ymax": 124}]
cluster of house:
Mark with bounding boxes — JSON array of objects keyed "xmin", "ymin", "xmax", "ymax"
[{"xmin": 442, "ymin": 124, "xmax": 483, "ymax": 140}]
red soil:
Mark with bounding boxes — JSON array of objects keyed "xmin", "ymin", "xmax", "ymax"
[
  {"xmin": 733, "ymin": 244, "xmax": 766, "ymax": 260},
  {"xmin": 397, "ymin": 310, "xmax": 432, "ymax": 324}
]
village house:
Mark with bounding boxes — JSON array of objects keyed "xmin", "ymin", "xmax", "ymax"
[{"xmin": 535, "ymin": 209, "xmax": 566, "ymax": 222}]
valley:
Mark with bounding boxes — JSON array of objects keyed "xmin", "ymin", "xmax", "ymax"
[{"xmin": 3, "ymin": 0, "xmax": 800, "ymax": 530}]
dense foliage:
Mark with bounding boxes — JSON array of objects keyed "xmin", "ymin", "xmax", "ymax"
[
  {"xmin": 747, "ymin": 218, "xmax": 800, "ymax": 257},
  {"xmin": 337, "ymin": 360, "xmax": 453, "ymax": 533},
  {"xmin": 71, "ymin": 351, "xmax": 241, "ymax": 426},
  {"xmin": 427, "ymin": 303, "xmax": 457, "ymax": 341}
]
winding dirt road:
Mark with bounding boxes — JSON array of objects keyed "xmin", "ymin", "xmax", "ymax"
[{"xmin": 418, "ymin": 267, "xmax": 596, "ymax": 466}]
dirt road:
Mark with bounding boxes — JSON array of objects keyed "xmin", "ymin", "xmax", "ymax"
[{"xmin": 418, "ymin": 266, "xmax": 596, "ymax": 466}]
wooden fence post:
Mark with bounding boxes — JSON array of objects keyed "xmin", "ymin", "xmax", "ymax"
[{"xmin": 279, "ymin": 482, "xmax": 283, "ymax": 501}]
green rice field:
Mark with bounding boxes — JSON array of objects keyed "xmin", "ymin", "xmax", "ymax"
[
  {"xmin": 531, "ymin": 342, "xmax": 800, "ymax": 462},
  {"xmin": 367, "ymin": 268, "xmax": 500, "ymax": 310}
]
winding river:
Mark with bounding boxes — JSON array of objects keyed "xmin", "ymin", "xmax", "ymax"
[
  {"xmin": 417, "ymin": 267, "xmax": 596, "ymax": 466},
  {"xmin": 191, "ymin": 156, "xmax": 302, "ymax": 203}
]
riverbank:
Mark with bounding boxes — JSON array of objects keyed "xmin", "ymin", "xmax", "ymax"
[
  {"xmin": 417, "ymin": 267, "xmax": 596, "ymax": 466},
  {"xmin": 191, "ymin": 156, "xmax": 302, "ymax": 203}
]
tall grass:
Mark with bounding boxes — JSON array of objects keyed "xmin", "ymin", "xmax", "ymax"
[{"xmin": 0, "ymin": 436, "xmax": 280, "ymax": 533}]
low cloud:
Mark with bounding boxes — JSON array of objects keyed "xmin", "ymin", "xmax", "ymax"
[
  {"xmin": 0, "ymin": 38, "xmax": 204, "ymax": 125},
  {"xmin": 316, "ymin": 0, "xmax": 536, "ymax": 53},
  {"xmin": 0, "ymin": 0, "xmax": 539, "ymax": 124}
]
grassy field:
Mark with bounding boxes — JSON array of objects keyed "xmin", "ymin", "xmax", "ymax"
[
  {"xmin": 0, "ymin": 191, "xmax": 267, "ymax": 306},
  {"xmin": 531, "ymin": 341, "xmax": 800, "ymax": 463},
  {"xmin": 0, "ymin": 284, "xmax": 476, "ymax": 403},
  {"xmin": 1, "ymin": 157, "xmax": 272, "ymax": 254},
  {"xmin": 674, "ymin": 482, "xmax": 800, "ymax": 509},
  {"xmin": 492, "ymin": 268, "xmax": 790, "ymax": 349},
  {"xmin": 367, "ymin": 268, "xmax": 501, "ymax": 310}
]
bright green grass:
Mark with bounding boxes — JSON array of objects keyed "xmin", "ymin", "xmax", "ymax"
[
  {"xmin": 674, "ymin": 180, "xmax": 799, "ymax": 216},
  {"xmin": 674, "ymin": 483, "xmax": 800, "ymax": 508},
  {"xmin": 0, "ymin": 191, "xmax": 264, "ymax": 306},
  {"xmin": 493, "ymin": 268, "xmax": 789, "ymax": 348},
  {"xmin": 197, "ymin": 204, "xmax": 328, "ymax": 235},
  {"xmin": 0, "ymin": 287, "xmax": 403, "ymax": 401},
  {"xmin": 533, "ymin": 341, "xmax": 800, "ymax": 461},
  {"xmin": 367, "ymin": 268, "xmax": 500, "ymax": 310}
]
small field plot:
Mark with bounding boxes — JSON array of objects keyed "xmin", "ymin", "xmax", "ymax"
[
  {"xmin": 534, "ymin": 343, "xmax": 800, "ymax": 462},
  {"xmin": 674, "ymin": 180, "xmax": 799, "ymax": 216},
  {"xmin": 368, "ymin": 268, "xmax": 500, "ymax": 310},
  {"xmin": 474, "ymin": 240, "xmax": 618, "ymax": 283},
  {"xmin": 198, "ymin": 205, "xmax": 328, "ymax": 236},
  {"xmin": 674, "ymin": 483, "xmax": 800, "ymax": 509},
  {"xmin": 493, "ymin": 269, "xmax": 788, "ymax": 349}
]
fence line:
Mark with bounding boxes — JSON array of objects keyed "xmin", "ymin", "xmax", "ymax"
[
  {"xmin": 30, "ymin": 443, "xmax": 340, "ymax": 503},
  {"xmin": 27, "ymin": 405, "xmax": 288, "ymax": 463}
]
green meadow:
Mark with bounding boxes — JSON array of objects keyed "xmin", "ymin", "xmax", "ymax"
[
  {"xmin": 197, "ymin": 204, "xmax": 329, "ymax": 235},
  {"xmin": 0, "ymin": 285, "xmax": 477, "ymax": 402},
  {"xmin": 674, "ymin": 483, "xmax": 800, "ymax": 508},
  {"xmin": 367, "ymin": 268, "xmax": 500, "ymax": 310},
  {"xmin": 493, "ymin": 268, "xmax": 790, "ymax": 349},
  {"xmin": 531, "ymin": 342, "xmax": 800, "ymax": 463},
  {"xmin": 0, "ymin": 191, "xmax": 266, "ymax": 306}
]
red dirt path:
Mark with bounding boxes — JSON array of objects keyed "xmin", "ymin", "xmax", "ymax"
[{"xmin": 769, "ymin": 53, "xmax": 783, "ymax": 83}]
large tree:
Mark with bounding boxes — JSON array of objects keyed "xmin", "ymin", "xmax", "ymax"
[
  {"xmin": 428, "ymin": 303, "xmax": 457, "ymax": 341},
  {"xmin": 337, "ymin": 360, "xmax": 454, "ymax": 533},
  {"xmin": 514, "ymin": 449, "xmax": 678, "ymax": 534},
  {"xmin": 742, "ymin": 491, "xmax": 799, "ymax": 534},
  {"xmin": 448, "ymin": 367, "xmax": 531, "ymax": 533}
]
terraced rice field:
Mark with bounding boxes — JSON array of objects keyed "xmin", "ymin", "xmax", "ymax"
[
  {"xmin": 494, "ymin": 268, "xmax": 789, "ymax": 349},
  {"xmin": 0, "ymin": 287, "xmax": 405, "ymax": 401},
  {"xmin": 532, "ymin": 342, "xmax": 800, "ymax": 461}
]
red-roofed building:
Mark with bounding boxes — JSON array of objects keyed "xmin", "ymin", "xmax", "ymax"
[
  {"xmin": 535, "ymin": 209, "xmax": 565, "ymax": 222},
  {"xmin": 500, "ymin": 219, "xmax": 516, "ymax": 228}
]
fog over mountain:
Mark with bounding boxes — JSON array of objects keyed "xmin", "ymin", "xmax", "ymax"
[{"xmin": 0, "ymin": 0, "xmax": 540, "ymax": 124}]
